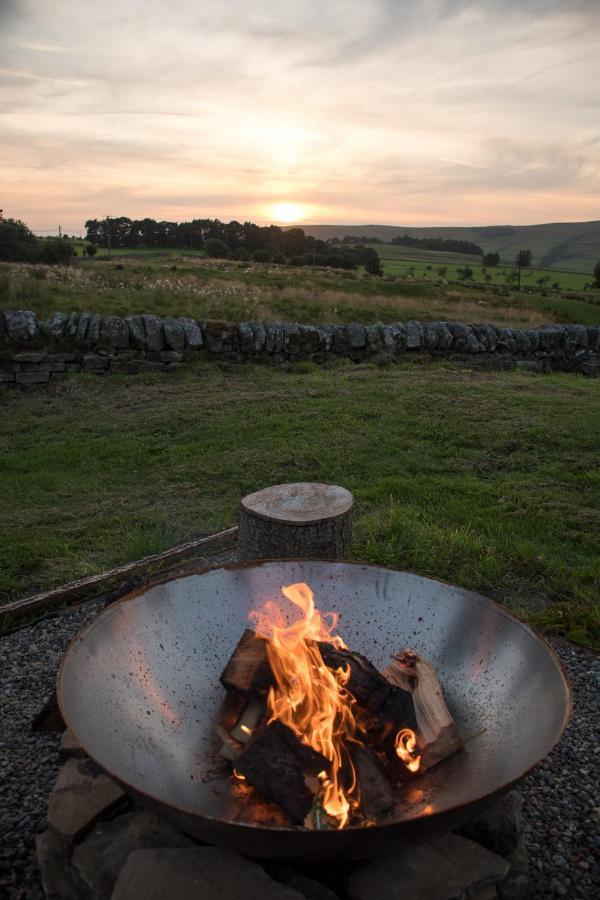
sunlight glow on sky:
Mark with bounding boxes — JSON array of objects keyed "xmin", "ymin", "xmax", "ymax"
[{"xmin": 1, "ymin": 0, "xmax": 599, "ymax": 233}]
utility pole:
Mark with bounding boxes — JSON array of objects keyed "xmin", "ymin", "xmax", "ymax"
[
  {"xmin": 517, "ymin": 250, "xmax": 522, "ymax": 291},
  {"xmin": 105, "ymin": 217, "xmax": 111, "ymax": 258},
  {"xmin": 58, "ymin": 225, "xmax": 62, "ymax": 240}
]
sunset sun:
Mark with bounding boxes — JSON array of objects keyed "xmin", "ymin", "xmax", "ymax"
[{"xmin": 271, "ymin": 202, "xmax": 305, "ymax": 224}]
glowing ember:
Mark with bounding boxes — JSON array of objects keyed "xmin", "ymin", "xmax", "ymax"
[
  {"xmin": 395, "ymin": 728, "xmax": 421, "ymax": 773},
  {"xmin": 249, "ymin": 581, "xmax": 421, "ymax": 828}
]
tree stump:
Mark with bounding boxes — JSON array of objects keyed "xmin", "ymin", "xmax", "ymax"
[{"xmin": 238, "ymin": 482, "xmax": 353, "ymax": 561}]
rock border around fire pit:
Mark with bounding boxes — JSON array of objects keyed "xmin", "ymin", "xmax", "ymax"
[{"xmin": 37, "ymin": 739, "xmax": 532, "ymax": 900}]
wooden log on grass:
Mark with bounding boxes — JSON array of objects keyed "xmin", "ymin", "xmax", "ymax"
[{"xmin": 238, "ymin": 482, "xmax": 353, "ymax": 560}]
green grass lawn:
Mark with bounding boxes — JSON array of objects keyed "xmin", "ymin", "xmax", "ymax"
[{"xmin": 1, "ymin": 361, "xmax": 598, "ymax": 646}]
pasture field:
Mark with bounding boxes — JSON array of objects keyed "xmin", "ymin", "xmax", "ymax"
[
  {"xmin": 2, "ymin": 256, "xmax": 600, "ymax": 328},
  {"xmin": 371, "ymin": 243, "xmax": 595, "ymax": 291},
  {"xmin": 1, "ymin": 361, "xmax": 598, "ymax": 647}
]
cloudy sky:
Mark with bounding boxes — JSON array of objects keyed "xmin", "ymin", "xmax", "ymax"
[{"xmin": 1, "ymin": 0, "xmax": 599, "ymax": 232}]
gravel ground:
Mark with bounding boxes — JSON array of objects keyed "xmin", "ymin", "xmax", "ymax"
[{"xmin": 0, "ymin": 597, "xmax": 598, "ymax": 899}]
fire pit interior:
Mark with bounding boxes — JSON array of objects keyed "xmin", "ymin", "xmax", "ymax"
[{"xmin": 57, "ymin": 560, "xmax": 570, "ymax": 861}]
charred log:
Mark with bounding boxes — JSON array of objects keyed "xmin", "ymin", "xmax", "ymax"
[
  {"xmin": 220, "ymin": 629, "xmax": 273, "ymax": 696},
  {"xmin": 234, "ymin": 721, "xmax": 330, "ymax": 825},
  {"xmin": 317, "ymin": 643, "xmax": 391, "ymax": 712},
  {"xmin": 352, "ymin": 744, "xmax": 395, "ymax": 821}
]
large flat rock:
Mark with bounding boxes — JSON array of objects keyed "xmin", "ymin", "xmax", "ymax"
[
  {"xmin": 346, "ymin": 833, "xmax": 509, "ymax": 900},
  {"xmin": 47, "ymin": 758, "xmax": 126, "ymax": 840},
  {"xmin": 110, "ymin": 847, "xmax": 306, "ymax": 900}
]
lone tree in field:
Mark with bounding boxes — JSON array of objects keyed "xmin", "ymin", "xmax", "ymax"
[
  {"xmin": 593, "ymin": 260, "xmax": 600, "ymax": 287},
  {"xmin": 483, "ymin": 252, "xmax": 500, "ymax": 266},
  {"xmin": 516, "ymin": 249, "xmax": 532, "ymax": 268}
]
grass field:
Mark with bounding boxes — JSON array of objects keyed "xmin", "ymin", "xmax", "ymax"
[
  {"xmin": 2, "ymin": 257, "xmax": 600, "ymax": 328},
  {"xmin": 371, "ymin": 244, "xmax": 596, "ymax": 291},
  {"xmin": 1, "ymin": 361, "xmax": 598, "ymax": 647}
]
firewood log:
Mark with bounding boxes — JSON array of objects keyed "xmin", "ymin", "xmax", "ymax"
[
  {"xmin": 317, "ymin": 643, "xmax": 392, "ymax": 712},
  {"xmin": 234, "ymin": 721, "xmax": 330, "ymax": 825},
  {"xmin": 384, "ymin": 650, "xmax": 463, "ymax": 771},
  {"xmin": 220, "ymin": 629, "xmax": 273, "ymax": 695},
  {"xmin": 352, "ymin": 744, "xmax": 395, "ymax": 820}
]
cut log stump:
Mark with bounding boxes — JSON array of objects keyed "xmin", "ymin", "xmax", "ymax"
[{"xmin": 238, "ymin": 482, "xmax": 353, "ymax": 561}]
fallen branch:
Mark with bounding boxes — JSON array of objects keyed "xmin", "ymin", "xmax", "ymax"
[{"xmin": 1, "ymin": 526, "xmax": 239, "ymax": 621}]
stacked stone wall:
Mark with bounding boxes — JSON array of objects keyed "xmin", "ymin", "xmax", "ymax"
[{"xmin": 1, "ymin": 309, "xmax": 599, "ymax": 386}]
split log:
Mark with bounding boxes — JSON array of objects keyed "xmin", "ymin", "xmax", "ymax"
[
  {"xmin": 230, "ymin": 698, "xmax": 265, "ymax": 744},
  {"xmin": 220, "ymin": 629, "xmax": 272, "ymax": 695},
  {"xmin": 234, "ymin": 721, "xmax": 330, "ymax": 825},
  {"xmin": 384, "ymin": 650, "xmax": 463, "ymax": 771},
  {"xmin": 238, "ymin": 482, "xmax": 353, "ymax": 560},
  {"xmin": 352, "ymin": 744, "xmax": 395, "ymax": 820}
]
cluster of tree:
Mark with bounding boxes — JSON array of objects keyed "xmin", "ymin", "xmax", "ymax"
[
  {"xmin": 390, "ymin": 234, "xmax": 483, "ymax": 256},
  {"xmin": 483, "ymin": 252, "xmax": 500, "ymax": 266},
  {"xmin": 84, "ymin": 217, "xmax": 383, "ymax": 273},
  {"xmin": 516, "ymin": 249, "xmax": 533, "ymax": 267},
  {"xmin": 0, "ymin": 216, "xmax": 75, "ymax": 265},
  {"xmin": 328, "ymin": 235, "xmax": 385, "ymax": 245}
]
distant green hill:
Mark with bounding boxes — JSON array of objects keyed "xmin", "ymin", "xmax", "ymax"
[{"xmin": 302, "ymin": 221, "xmax": 600, "ymax": 274}]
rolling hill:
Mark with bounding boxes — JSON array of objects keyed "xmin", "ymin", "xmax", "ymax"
[{"xmin": 301, "ymin": 220, "xmax": 600, "ymax": 274}]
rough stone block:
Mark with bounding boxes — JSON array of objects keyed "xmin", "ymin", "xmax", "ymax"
[
  {"xmin": 537, "ymin": 325, "xmax": 564, "ymax": 351},
  {"xmin": 297, "ymin": 324, "xmax": 321, "ymax": 355},
  {"xmin": 265, "ymin": 323, "xmax": 285, "ymax": 354},
  {"xmin": 71, "ymin": 807, "xmax": 193, "ymax": 900},
  {"xmin": 458, "ymin": 791, "xmax": 523, "ymax": 857},
  {"xmin": 316, "ymin": 325, "xmax": 335, "ymax": 352},
  {"xmin": 163, "ymin": 316, "xmax": 186, "ymax": 351},
  {"xmin": 250, "ymin": 320, "xmax": 266, "ymax": 353},
  {"xmin": 238, "ymin": 321, "xmax": 255, "ymax": 353},
  {"xmin": 35, "ymin": 829, "xmax": 77, "ymax": 900},
  {"xmin": 47, "ymin": 758, "xmax": 126, "ymax": 841},
  {"xmin": 111, "ymin": 847, "xmax": 305, "ymax": 900},
  {"xmin": 365, "ymin": 324, "xmax": 383, "ymax": 352},
  {"xmin": 331, "ymin": 325, "xmax": 351, "ymax": 353},
  {"xmin": 203, "ymin": 320, "xmax": 236, "ymax": 353},
  {"xmin": 346, "ymin": 833, "xmax": 509, "ymax": 900},
  {"xmin": 424, "ymin": 324, "xmax": 440, "ymax": 350},
  {"xmin": 48, "ymin": 361, "xmax": 66, "ymax": 373},
  {"xmin": 158, "ymin": 351, "xmax": 183, "ymax": 363},
  {"xmin": 178, "ymin": 317, "xmax": 203, "ymax": 350},
  {"xmin": 586, "ymin": 326, "xmax": 600, "ymax": 350},
  {"xmin": 436, "ymin": 322, "xmax": 454, "ymax": 350},
  {"xmin": 82, "ymin": 353, "xmax": 109, "ymax": 370},
  {"xmin": 0, "ymin": 370, "xmax": 15, "ymax": 383},
  {"xmin": 87, "ymin": 314, "xmax": 102, "ymax": 345},
  {"xmin": 405, "ymin": 321, "xmax": 423, "ymax": 350},
  {"xmin": 4, "ymin": 309, "xmax": 38, "ymax": 341},
  {"xmin": 59, "ymin": 728, "xmax": 86, "ymax": 760},
  {"xmin": 0, "ymin": 311, "xmax": 5, "ymax": 340},
  {"xmin": 100, "ymin": 316, "xmax": 129, "ymax": 350},
  {"xmin": 142, "ymin": 315, "xmax": 166, "ymax": 352},
  {"xmin": 16, "ymin": 369, "xmax": 50, "ymax": 384},
  {"xmin": 347, "ymin": 323, "xmax": 366, "ymax": 349},
  {"xmin": 12, "ymin": 351, "xmax": 48, "ymax": 363},
  {"xmin": 564, "ymin": 324, "xmax": 589, "ymax": 350},
  {"xmin": 75, "ymin": 312, "xmax": 92, "ymax": 343},
  {"xmin": 42, "ymin": 312, "xmax": 68, "ymax": 341},
  {"xmin": 496, "ymin": 328, "xmax": 517, "ymax": 353},
  {"xmin": 66, "ymin": 312, "xmax": 80, "ymax": 339},
  {"xmin": 126, "ymin": 315, "xmax": 146, "ymax": 350}
]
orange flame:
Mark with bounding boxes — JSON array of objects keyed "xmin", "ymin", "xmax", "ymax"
[
  {"xmin": 250, "ymin": 582, "xmax": 360, "ymax": 828},
  {"xmin": 395, "ymin": 728, "xmax": 421, "ymax": 773}
]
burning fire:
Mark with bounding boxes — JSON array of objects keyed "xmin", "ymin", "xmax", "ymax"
[{"xmin": 250, "ymin": 582, "xmax": 420, "ymax": 828}]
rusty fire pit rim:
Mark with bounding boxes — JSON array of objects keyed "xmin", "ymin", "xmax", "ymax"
[{"xmin": 56, "ymin": 557, "xmax": 572, "ymax": 837}]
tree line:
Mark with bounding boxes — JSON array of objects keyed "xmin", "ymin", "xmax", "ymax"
[
  {"xmin": 84, "ymin": 217, "xmax": 383, "ymax": 273},
  {"xmin": 390, "ymin": 234, "xmax": 484, "ymax": 256},
  {"xmin": 0, "ymin": 215, "xmax": 75, "ymax": 265}
]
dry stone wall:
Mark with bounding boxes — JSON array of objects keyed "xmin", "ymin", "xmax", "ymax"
[{"xmin": 1, "ymin": 309, "xmax": 599, "ymax": 386}]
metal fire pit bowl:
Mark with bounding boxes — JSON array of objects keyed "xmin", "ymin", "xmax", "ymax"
[{"xmin": 57, "ymin": 561, "xmax": 570, "ymax": 861}]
